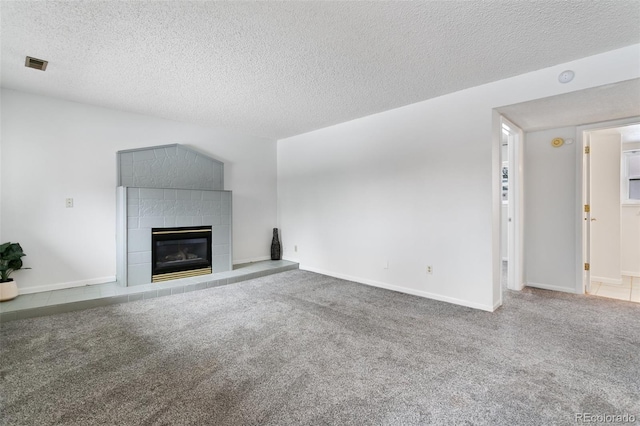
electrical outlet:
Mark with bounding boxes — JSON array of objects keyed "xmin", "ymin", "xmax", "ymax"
[
  {"xmin": 66, "ymin": 198, "xmax": 74, "ymax": 208},
  {"xmin": 427, "ymin": 265, "xmax": 433, "ymax": 274}
]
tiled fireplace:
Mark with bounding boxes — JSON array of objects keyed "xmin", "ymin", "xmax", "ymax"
[{"xmin": 116, "ymin": 144, "xmax": 232, "ymax": 286}]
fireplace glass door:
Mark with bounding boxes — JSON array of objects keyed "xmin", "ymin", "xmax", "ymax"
[{"xmin": 152, "ymin": 226, "xmax": 212, "ymax": 282}]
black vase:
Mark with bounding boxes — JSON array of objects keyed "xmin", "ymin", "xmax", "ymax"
[{"xmin": 271, "ymin": 228, "xmax": 281, "ymax": 260}]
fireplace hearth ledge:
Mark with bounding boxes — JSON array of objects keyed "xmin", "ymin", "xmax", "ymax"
[{"xmin": 0, "ymin": 260, "xmax": 299, "ymax": 322}]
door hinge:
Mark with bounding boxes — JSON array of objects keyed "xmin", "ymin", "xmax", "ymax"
[
  {"xmin": 584, "ymin": 146, "xmax": 590, "ymax": 154},
  {"xmin": 584, "ymin": 263, "xmax": 590, "ymax": 271},
  {"xmin": 584, "ymin": 204, "xmax": 590, "ymax": 213}
]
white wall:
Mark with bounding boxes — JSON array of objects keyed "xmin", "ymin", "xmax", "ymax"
[
  {"xmin": 524, "ymin": 127, "xmax": 578, "ymax": 292},
  {"xmin": 277, "ymin": 45, "xmax": 640, "ymax": 311},
  {"xmin": 621, "ymin": 205, "xmax": 640, "ymax": 276},
  {"xmin": 1, "ymin": 89, "xmax": 277, "ymax": 292}
]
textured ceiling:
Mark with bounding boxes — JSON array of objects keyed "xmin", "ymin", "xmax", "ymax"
[
  {"xmin": 1, "ymin": 1, "xmax": 639, "ymax": 139},
  {"xmin": 498, "ymin": 79, "xmax": 640, "ymax": 132}
]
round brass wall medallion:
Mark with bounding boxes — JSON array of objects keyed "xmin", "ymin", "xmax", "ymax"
[{"xmin": 551, "ymin": 137, "xmax": 564, "ymax": 148}]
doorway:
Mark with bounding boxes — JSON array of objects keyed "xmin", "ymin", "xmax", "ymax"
[
  {"xmin": 500, "ymin": 117, "xmax": 524, "ymax": 292},
  {"xmin": 580, "ymin": 120, "xmax": 640, "ymax": 303}
]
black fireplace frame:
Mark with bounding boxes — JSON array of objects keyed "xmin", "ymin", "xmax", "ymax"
[{"xmin": 151, "ymin": 226, "xmax": 212, "ymax": 281}]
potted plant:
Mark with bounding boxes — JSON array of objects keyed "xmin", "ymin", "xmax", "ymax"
[{"xmin": 0, "ymin": 242, "xmax": 29, "ymax": 302}]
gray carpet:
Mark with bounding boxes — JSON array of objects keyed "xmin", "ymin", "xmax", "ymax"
[{"xmin": 1, "ymin": 270, "xmax": 639, "ymax": 425}]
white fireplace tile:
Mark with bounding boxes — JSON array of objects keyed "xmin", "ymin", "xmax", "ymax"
[
  {"xmin": 221, "ymin": 215, "xmax": 231, "ymax": 225},
  {"xmin": 143, "ymin": 290, "xmax": 158, "ymax": 299},
  {"xmin": 194, "ymin": 282, "xmax": 208, "ymax": 291},
  {"xmin": 221, "ymin": 193, "xmax": 231, "ymax": 214},
  {"xmin": 214, "ymin": 169, "xmax": 223, "ymax": 188},
  {"xmin": 202, "ymin": 191, "xmax": 218, "ymax": 201},
  {"xmin": 141, "ymin": 251, "xmax": 152, "ymax": 263},
  {"xmin": 164, "ymin": 216, "xmax": 176, "ymax": 227},
  {"xmin": 212, "ymin": 254, "xmax": 231, "ymax": 272},
  {"xmin": 127, "ymin": 188, "xmax": 139, "ymax": 199},
  {"xmin": 128, "ymin": 252, "xmax": 143, "ymax": 265},
  {"xmin": 128, "ymin": 263, "xmax": 151, "ymax": 286},
  {"xmin": 191, "ymin": 216, "xmax": 202, "ymax": 226},
  {"xmin": 136, "ymin": 176, "xmax": 155, "ymax": 187},
  {"xmin": 127, "ymin": 203, "xmax": 139, "ymax": 217},
  {"xmin": 177, "ymin": 190, "xmax": 191, "ymax": 200},
  {"xmin": 133, "ymin": 149, "xmax": 156, "ymax": 161},
  {"xmin": 184, "ymin": 149, "xmax": 196, "ymax": 162},
  {"xmin": 174, "ymin": 204, "xmax": 188, "ymax": 217},
  {"xmin": 120, "ymin": 161, "xmax": 134, "ymax": 177},
  {"xmin": 200, "ymin": 200, "xmax": 214, "ymax": 211},
  {"xmin": 162, "ymin": 201, "xmax": 177, "ymax": 217},
  {"xmin": 213, "ymin": 225, "xmax": 231, "ymax": 244},
  {"xmin": 213, "ymin": 191, "xmax": 223, "ymax": 203},
  {"xmin": 191, "ymin": 190, "xmax": 203, "ymax": 201},
  {"xmin": 176, "ymin": 216, "xmax": 192, "ymax": 227},
  {"xmin": 163, "ymin": 189, "xmax": 177, "ymax": 200},
  {"xmin": 128, "ymin": 229, "xmax": 150, "ymax": 252},
  {"xmin": 121, "ymin": 176, "xmax": 134, "ymax": 186},
  {"xmin": 213, "ymin": 244, "xmax": 229, "ymax": 255},
  {"xmin": 157, "ymin": 288, "xmax": 172, "ymax": 297},
  {"xmin": 140, "ymin": 216, "xmax": 164, "ymax": 228},
  {"xmin": 120, "ymin": 152, "xmax": 133, "ymax": 163},
  {"xmin": 139, "ymin": 199, "xmax": 164, "ymax": 217},
  {"xmin": 127, "ymin": 218, "xmax": 139, "ymax": 229},
  {"xmin": 221, "ymin": 202, "xmax": 231, "ymax": 215},
  {"xmin": 154, "ymin": 148, "xmax": 167, "ymax": 159},
  {"xmin": 140, "ymin": 188, "xmax": 164, "ymax": 199},
  {"xmin": 165, "ymin": 146, "xmax": 177, "ymax": 157},
  {"xmin": 202, "ymin": 215, "xmax": 219, "ymax": 226}
]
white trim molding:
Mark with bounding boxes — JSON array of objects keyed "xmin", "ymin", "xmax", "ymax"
[
  {"xmin": 19, "ymin": 276, "xmax": 116, "ymax": 295},
  {"xmin": 302, "ymin": 265, "xmax": 497, "ymax": 312},
  {"xmin": 526, "ymin": 281, "xmax": 580, "ymax": 294},
  {"xmin": 622, "ymin": 270, "xmax": 640, "ymax": 278}
]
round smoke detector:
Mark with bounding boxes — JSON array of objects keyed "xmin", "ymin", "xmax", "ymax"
[{"xmin": 558, "ymin": 70, "xmax": 575, "ymax": 84}]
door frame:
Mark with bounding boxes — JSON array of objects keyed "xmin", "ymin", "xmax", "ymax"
[
  {"xmin": 576, "ymin": 116, "xmax": 640, "ymax": 294},
  {"xmin": 500, "ymin": 116, "xmax": 524, "ymax": 291}
]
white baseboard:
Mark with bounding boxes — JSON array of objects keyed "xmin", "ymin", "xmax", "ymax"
[
  {"xmin": 591, "ymin": 275, "xmax": 623, "ymax": 286},
  {"xmin": 233, "ymin": 256, "xmax": 271, "ymax": 265},
  {"xmin": 622, "ymin": 270, "xmax": 640, "ymax": 278},
  {"xmin": 301, "ymin": 265, "xmax": 496, "ymax": 312},
  {"xmin": 19, "ymin": 276, "xmax": 116, "ymax": 295},
  {"xmin": 493, "ymin": 299, "xmax": 503, "ymax": 311},
  {"xmin": 526, "ymin": 281, "xmax": 579, "ymax": 294}
]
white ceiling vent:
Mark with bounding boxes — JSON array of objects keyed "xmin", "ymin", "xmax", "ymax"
[{"xmin": 25, "ymin": 56, "xmax": 48, "ymax": 71}]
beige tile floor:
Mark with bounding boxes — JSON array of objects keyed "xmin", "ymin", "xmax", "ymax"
[{"xmin": 588, "ymin": 275, "xmax": 640, "ymax": 303}]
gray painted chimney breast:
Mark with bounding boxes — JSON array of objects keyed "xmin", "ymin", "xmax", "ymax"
[{"xmin": 117, "ymin": 144, "xmax": 224, "ymax": 190}]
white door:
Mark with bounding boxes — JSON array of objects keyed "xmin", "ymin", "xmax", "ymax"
[{"xmin": 589, "ymin": 133, "xmax": 622, "ymax": 285}]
